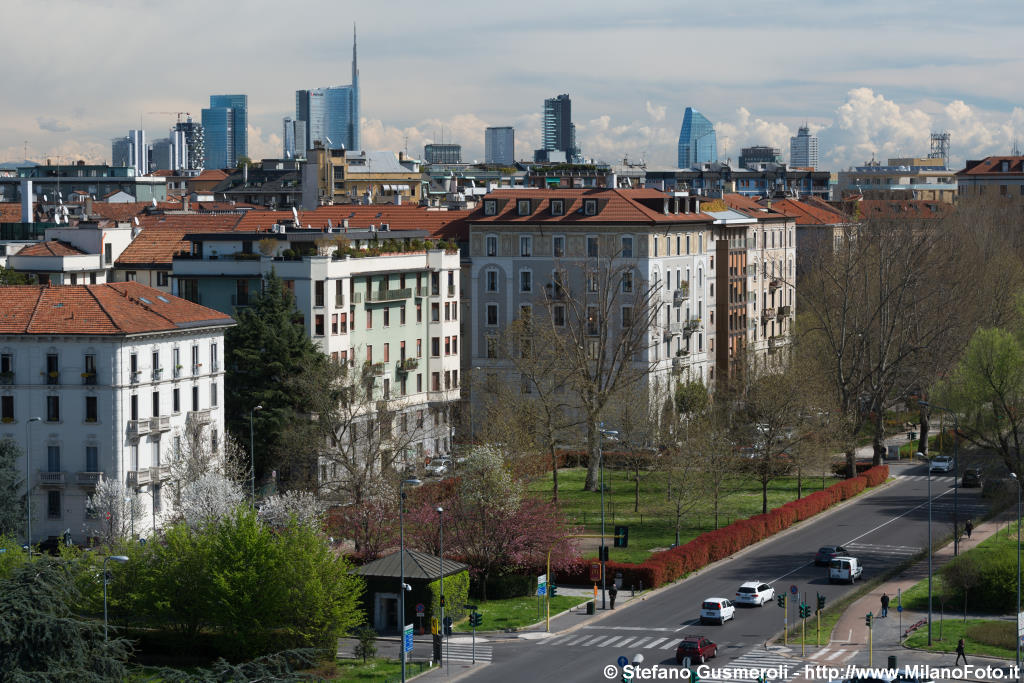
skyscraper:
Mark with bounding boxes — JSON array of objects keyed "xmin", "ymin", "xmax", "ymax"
[
  {"xmin": 790, "ymin": 125, "xmax": 818, "ymax": 170},
  {"xmin": 424, "ymin": 144, "xmax": 462, "ymax": 164},
  {"xmin": 677, "ymin": 108, "xmax": 717, "ymax": 168},
  {"xmin": 174, "ymin": 117, "xmax": 205, "ymax": 171},
  {"xmin": 282, "ymin": 117, "xmax": 307, "ymax": 159},
  {"xmin": 485, "ymin": 126, "xmax": 515, "ymax": 165},
  {"xmin": 111, "ymin": 130, "xmax": 148, "ymax": 173},
  {"xmin": 150, "ymin": 130, "xmax": 188, "ymax": 172},
  {"xmin": 296, "ymin": 26, "xmax": 360, "ymax": 152},
  {"xmin": 536, "ymin": 94, "xmax": 580, "ymax": 162},
  {"xmin": 202, "ymin": 94, "xmax": 247, "ymax": 169}
]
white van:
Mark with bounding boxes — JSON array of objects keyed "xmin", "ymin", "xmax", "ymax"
[
  {"xmin": 699, "ymin": 597, "xmax": 735, "ymax": 624},
  {"xmin": 828, "ymin": 557, "xmax": 863, "ymax": 584}
]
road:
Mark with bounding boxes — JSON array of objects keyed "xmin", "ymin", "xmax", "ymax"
[{"xmin": 464, "ymin": 463, "xmax": 989, "ymax": 683}]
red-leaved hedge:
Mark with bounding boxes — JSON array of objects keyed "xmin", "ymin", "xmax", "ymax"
[{"xmin": 559, "ymin": 465, "xmax": 888, "ymax": 590}]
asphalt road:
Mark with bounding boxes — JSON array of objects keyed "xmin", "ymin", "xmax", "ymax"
[{"xmin": 466, "ymin": 463, "xmax": 990, "ymax": 683}]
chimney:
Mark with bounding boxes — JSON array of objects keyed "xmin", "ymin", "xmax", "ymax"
[
  {"xmin": 242, "ymin": 164, "xmax": 248, "ymax": 185},
  {"xmin": 182, "ymin": 194, "xmax": 190, "ymax": 212},
  {"xmin": 84, "ymin": 195, "xmax": 93, "ymax": 218},
  {"xmin": 609, "ymin": 173, "xmax": 617, "ymax": 189},
  {"xmin": 396, "ymin": 193, "xmax": 402, "ymax": 206},
  {"xmin": 662, "ymin": 197, "xmax": 669, "ymax": 215},
  {"xmin": 20, "ymin": 180, "xmax": 33, "ymax": 223}
]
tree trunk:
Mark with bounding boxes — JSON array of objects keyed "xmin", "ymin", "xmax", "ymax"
[
  {"xmin": 762, "ymin": 480, "xmax": 769, "ymax": 514},
  {"xmin": 583, "ymin": 419, "xmax": 600, "ymax": 491},
  {"xmin": 797, "ymin": 467, "xmax": 803, "ymax": 499},
  {"xmin": 550, "ymin": 444, "xmax": 559, "ymax": 502},
  {"xmin": 918, "ymin": 407, "xmax": 930, "ymax": 457},
  {"xmin": 846, "ymin": 448, "xmax": 856, "ymax": 479},
  {"xmin": 634, "ymin": 464, "xmax": 640, "ymax": 513},
  {"xmin": 872, "ymin": 410, "xmax": 884, "ymax": 466}
]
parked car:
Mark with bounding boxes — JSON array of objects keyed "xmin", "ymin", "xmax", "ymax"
[
  {"xmin": 676, "ymin": 635, "xmax": 718, "ymax": 664},
  {"xmin": 425, "ymin": 459, "xmax": 451, "ymax": 477},
  {"xmin": 699, "ymin": 598, "xmax": 735, "ymax": 624},
  {"xmin": 735, "ymin": 581, "xmax": 775, "ymax": 606},
  {"xmin": 929, "ymin": 455, "xmax": 954, "ymax": 473},
  {"xmin": 962, "ymin": 467, "xmax": 982, "ymax": 487},
  {"xmin": 829, "ymin": 556, "xmax": 863, "ymax": 584},
  {"xmin": 815, "ymin": 545, "xmax": 848, "ymax": 566}
]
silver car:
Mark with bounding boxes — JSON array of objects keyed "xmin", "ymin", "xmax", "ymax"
[{"xmin": 929, "ymin": 456, "xmax": 953, "ymax": 473}]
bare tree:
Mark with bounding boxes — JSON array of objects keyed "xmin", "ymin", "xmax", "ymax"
[
  {"xmin": 693, "ymin": 411, "xmax": 743, "ymax": 530},
  {"xmin": 86, "ymin": 477, "xmax": 144, "ymax": 545}
]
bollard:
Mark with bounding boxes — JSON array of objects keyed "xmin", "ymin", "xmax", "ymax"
[
  {"xmin": 586, "ymin": 601, "xmax": 595, "ymax": 615},
  {"xmin": 888, "ymin": 655, "xmax": 897, "ymax": 670}
]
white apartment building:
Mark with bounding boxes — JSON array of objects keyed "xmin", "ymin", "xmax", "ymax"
[{"xmin": 0, "ymin": 282, "xmax": 233, "ymax": 546}]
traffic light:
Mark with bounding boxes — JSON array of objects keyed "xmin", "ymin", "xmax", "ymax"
[
  {"xmin": 439, "ymin": 595, "xmax": 445, "ymax": 607},
  {"xmin": 469, "ymin": 611, "xmax": 482, "ymax": 628},
  {"xmin": 599, "ymin": 546, "xmax": 610, "ymax": 561},
  {"xmin": 817, "ymin": 593, "xmax": 826, "ymax": 612},
  {"xmin": 690, "ymin": 670, "xmax": 701, "ymax": 683},
  {"xmin": 865, "ymin": 612, "xmax": 873, "ymax": 627},
  {"xmin": 614, "ymin": 525, "xmax": 629, "ymax": 548},
  {"xmin": 776, "ymin": 594, "xmax": 785, "ymax": 608},
  {"xmin": 550, "ymin": 582, "xmax": 558, "ymax": 597},
  {"xmin": 799, "ymin": 603, "xmax": 810, "ymax": 618}
]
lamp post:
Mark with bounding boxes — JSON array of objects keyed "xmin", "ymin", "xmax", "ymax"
[
  {"xmin": 437, "ymin": 505, "xmax": 446, "ymax": 671},
  {"xmin": 103, "ymin": 555, "xmax": 129, "ymax": 640},
  {"xmin": 919, "ymin": 400, "xmax": 960, "ymax": 555},
  {"xmin": 249, "ymin": 405, "xmax": 262, "ymax": 505},
  {"xmin": 25, "ymin": 417, "xmax": 41, "ymax": 552},
  {"xmin": 399, "ymin": 478, "xmax": 421, "ymax": 683},
  {"xmin": 597, "ymin": 424, "xmax": 619, "ymax": 610},
  {"xmin": 918, "ymin": 451, "xmax": 933, "ymax": 645},
  {"xmin": 1012, "ymin": 473, "xmax": 1022, "ymax": 675}
]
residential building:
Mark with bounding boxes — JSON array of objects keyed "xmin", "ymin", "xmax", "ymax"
[
  {"xmin": 837, "ymin": 157, "xmax": 957, "ymax": 203},
  {"xmin": 0, "ymin": 282, "xmax": 233, "ymax": 545},
  {"xmin": 485, "ymin": 127, "xmax": 515, "ymax": 165},
  {"xmin": 739, "ymin": 146, "xmax": 782, "ymax": 169},
  {"xmin": 648, "ymin": 163, "xmax": 831, "ymax": 200},
  {"xmin": 209, "ymin": 158, "xmax": 304, "ymax": 209},
  {"xmin": 294, "ymin": 27, "xmax": 360, "ymax": 152},
  {"xmin": 303, "ymin": 148, "xmax": 423, "ymax": 208},
  {"xmin": 678, "ymin": 108, "xmax": 717, "ymax": 168},
  {"xmin": 790, "ymin": 125, "xmax": 818, "ymax": 170},
  {"xmin": 762, "ymin": 196, "xmax": 850, "ymax": 277},
  {"xmin": 535, "ymin": 94, "xmax": 580, "ymax": 163},
  {"xmin": 0, "ymin": 163, "xmax": 168, "ymax": 206},
  {"xmin": 955, "ymin": 156, "xmax": 1024, "ymax": 199},
  {"xmin": 424, "ymin": 144, "xmax": 462, "ymax": 165},
  {"xmin": 174, "ymin": 117, "xmax": 205, "ymax": 171},
  {"xmin": 202, "ymin": 94, "xmax": 248, "ymax": 169}
]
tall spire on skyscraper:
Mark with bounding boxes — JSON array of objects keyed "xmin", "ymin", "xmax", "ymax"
[{"xmin": 351, "ymin": 23, "xmax": 360, "ymax": 152}]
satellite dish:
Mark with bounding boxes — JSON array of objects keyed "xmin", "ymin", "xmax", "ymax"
[
  {"xmin": 133, "ymin": 217, "xmax": 140, "ymax": 226},
  {"xmin": 324, "ymin": 136, "xmax": 334, "ymax": 147},
  {"xmin": 291, "ymin": 206, "xmax": 299, "ymax": 223},
  {"xmin": 152, "ymin": 198, "xmax": 157, "ymax": 207},
  {"xmin": 327, "ymin": 219, "xmax": 333, "ymax": 229},
  {"xmin": 43, "ymin": 194, "xmax": 48, "ymax": 202}
]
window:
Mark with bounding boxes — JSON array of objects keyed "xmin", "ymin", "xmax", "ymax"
[
  {"xmin": 191, "ymin": 345, "xmax": 200, "ymax": 374},
  {"xmin": 485, "ymin": 270, "xmax": 498, "ymax": 292},
  {"xmin": 416, "ymin": 302, "xmax": 423, "ymax": 322},
  {"xmin": 553, "ymin": 304, "xmax": 566, "ymax": 327},
  {"xmin": 486, "ymin": 303, "xmax": 498, "ymax": 326},
  {"xmin": 383, "ymin": 308, "xmax": 390, "ymax": 327},
  {"xmin": 0, "ymin": 353, "xmax": 11, "ymax": 375},
  {"xmin": 47, "ymin": 491, "xmax": 61, "ymax": 520},
  {"xmin": 399, "ymin": 306, "xmax": 406, "ymax": 325},
  {"xmin": 586, "ymin": 306, "xmax": 599, "ymax": 335},
  {"xmin": 383, "ymin": 378, "xmax": 390, "ymax": 399},
  {"xmin": 431, "ymin": 272, "xmax": 440, "ymax": 296},
  {"xmin": 366, "ymin": 309, "xmax": 373, "ymax": 329},
  {"xmin": 416, "ymin": 338, "xmax": 422, "ymax": 358},
  {"xmin": 553, "ymin": 235, "xmax": 565, "ymax": 257},
  {"xmin": 366, "ymin": 345, "xmax": 373, "ymax": 364},
  {"xmin": 621, "ymin": 306, "xmax": 633, "ymax": 328},
  {"xmin": 173, "ymin": 388, "xmax": 180, "ymax": 413},
  {"xmin": 621, "ymin": 236, "xmax": 633, "ymax": 258},
  {"xmin": 444, "ymin": 336, "xmax": 451, "ymax": 355},
  {"xmin": 314, "ymin": 314, "xmax": 325, "ymax": 336},
  {"xmin": 432, "ymin": 372, "xmax": 441, "ymax": 391},
  {"xmin": 211, "ymin": 428, "xmax": 218, "ymax": 454},
  {"xmin": 85, "ymin": 396, "xmax": 97, "ymax": 423},
  {"xmin": 484, "ymin": 200, "xmax": 497, "ymax": 216},
  {"xmin": 587, "ymin": 271, "xmax": 599, "ymax": 292},
  {"xmin": 192, "ymin": 386, "xmax": 199, "ymax": 411},
  {"xmin": 211, "ymin": 382, "xmax": 218, "ymax": 407},
  {"xmin": 46, "ymin": 396, "xmax": 60, "ymax": 422},
  {"xmin": 417, "ymin": 374, "xmax": 423, "ymax": 392},
  {"xmin": 517, "ymin": 199, "xmax": 531, "ymax": 216},
  {"xmin": 383, "ymin": 343, "xmax": 390, "ymax": 363},
  {"xmin": 431, "ymin": 337, "xmax": 440, "ymax": 356},
  {"xmin": 46, "ymin": 353, "xmax": 59, "ymax": 384},
  {"xmin": 486, "ymin": 235, "xmax": 498, "ymax": 256},
  {"xmin": 1, "ymin": 395, "xmax": 13, "ymax": 421},
  {"xmin": 331, "ymin": 314, "xmax": 339, "ymax": 334},
  {"xmin": 104, "ymin": 243, "xmax": 112, "ymax": 265},
  {"xmin": 551, "ymin": 199, "xmax": 564, "ymax": 216},
  {"xmin": 157, "ymin": 271, "xmax": 169, "ymax": 287},
  {"xmin": 520, "ymin": 270, "xmax": 532, "ymax": 292},
  {"xmin": 584, "ymin": 199, "xmax": 597, "ymax": 215},
  {"xmin": 587, "ymin": 236, "xmax": 599, "ymax": 258},
  {"xmin": 315, "ymin": 280, "xmax": 325, "ymax": 307},
  {"xmin": 622, "ymin": 271, "xmax": 633, "ymax": 293},
  {"xmin": 86, "ymin": 446, "xmax": 98, "ymax": 472},
  {"xmin": 444, "ymin": 302, "xmax": 450, "ymax": 321},
  {"xmin": 431, "ymin": 302, "xmax": 440, "ymax": 322},
  {"xmin": 520, "ymin": 235, "xmax": 532, "ymax": 256}
]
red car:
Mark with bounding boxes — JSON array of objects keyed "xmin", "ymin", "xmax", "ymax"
[{"xmin": 676, "ymin": 635, "xmax": 717, "ymax": 665}]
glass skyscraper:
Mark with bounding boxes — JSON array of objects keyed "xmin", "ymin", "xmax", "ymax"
[
  {"xmin": 677, "ymin": 107, "xmax": 717, "ymax": 168},
  {"xmin": 790, "ymin": 125, "xmax": 819, "ymax": 170},
  {"xmin": 485, "ymin": 126, "xmax": 515, "ymax": 165},
  {"xmin": 295, "ymin": 26, "xmax": 360, "ymax": 153},
  {"xmin": 202, "ymin": 94, "xmax": 247, "ymax": 169}
]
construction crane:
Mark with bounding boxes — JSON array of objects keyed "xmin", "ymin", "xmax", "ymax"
[{"xmin": 147, "ymin": 111, "xmax": 192, "ymax": 123}]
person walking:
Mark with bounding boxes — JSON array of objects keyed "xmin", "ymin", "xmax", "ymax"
[
  {"xmin": 609, "ymin": 584, "xmax": 618, "ymax": 609},
  {"xmin": 880, "ymin": 593, "xmax": 889, "ymax": 618},
  {"xmin": 955, "ymin": 637, "xmax": 967, "ymax": 665},
  {"xmin": 965, "ymin": 519, "xmax": 974, "ymax": 540}
]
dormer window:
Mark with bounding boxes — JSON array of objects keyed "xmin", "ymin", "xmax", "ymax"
[
  {"xmin": 584, "ymin": 199, "xmax": 597, "ymax": 216},
  {"xmin": 484, "ymin": 200, "xmax": 497, "ymax": 216},
  {"xmin": 517, "ymin": 199, "xmax": 531, "ymax": 216},
  {"xmin": 550, "ymin": 199, "xmax": 564, "ymax": 216}
]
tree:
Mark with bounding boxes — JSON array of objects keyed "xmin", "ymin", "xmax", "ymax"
[
  {"xmin": 258, "ymin": 490, "xmax": 325, "ymax": 529},
  {"xmin": 152, "ymin": 649, "xmax": 322, "ymax": 682},
  {"xmin": 353, "ymin": 626, "xmax": 378, "ymax": 664},
  {"xmin": 175, "ymin": 472, "xmax": 246, "ymax": 529},
  {"xmin": 693, "ymin": 411, "xmax": 743, "ymax": 530},
  {"xmin": 0, "ymin": 265, "xmax": 33, "ymax": 286},
  {"xmin": 327, "ymin": 481, "xmax": 398, "ymax": 561},
  {"xmin": 0, "ymin": 559, "xmax": 132, "ymax": 680},
  {"xmin": 86, "ymin": 477, "xmax": 145, "ymax": 544},
  {"xmin": 226, "ymin": 271, "xmax": 324, "ymax": 486},
  {"xmin": 0, "ymin": 439, "xmax": 24, "ymax": 538},
  {"xmin": 941, "ymin": 554, "xmax": 981, "ymax": 622}
]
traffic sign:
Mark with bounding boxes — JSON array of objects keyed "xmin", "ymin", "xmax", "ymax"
[
  {"xmin": 537, "ymin": 573, "xmax": 548, "ymax": 596},
  {"xmin": 897, "ymin": 605, "xmax": 903, "ymax": 613},
  {"xmin": 589, "ymin": 562, "xmax": 602, "ymax": 582},
  {"xmin": 790, "ymin": 584, "xmax": 798, "ymax": 595},
  {"xmin": 404, "ymin": 624, "xmax": 414, "ymax": 653},
  {"xmin": 618, "ymin": 656, "xmax": 629, "ymax": 668},
  {"xmin": 416, "ymin": 603, "xmax": 425, "ymax": 617}
]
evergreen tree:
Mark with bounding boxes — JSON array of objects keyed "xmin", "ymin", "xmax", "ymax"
[
  {"xmin": 226, "ymin": 270, "xmax": 325, "ymax": 486},
  {"xmin": 0, "ymin": 439, "xmax": 24, "ymax": 538}
]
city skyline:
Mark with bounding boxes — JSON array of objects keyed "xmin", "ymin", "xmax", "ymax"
[{"xmin": 3, "ymin": 0, "xmax": 1023, "ymax": 171}]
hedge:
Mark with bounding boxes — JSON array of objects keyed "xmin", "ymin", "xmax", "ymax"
[{"xmin": 556, "ymin": 465, "xmax": 888, "ymax": 590}]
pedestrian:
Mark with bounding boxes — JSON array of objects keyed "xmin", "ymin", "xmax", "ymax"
[
  {"xmin": 609, "ymin": 584, "xmax": 618, "ymax": 609},
  {"xmin": 955, "ymin": 637, "xmax": 967, "ymax": 666},
  {"xmin": 880, "ymin": 593, "xmax": 889, "ymax": 618},
  {"xmin": 965, "ymin": 519, "xmax": 974, "ymax": 540}
]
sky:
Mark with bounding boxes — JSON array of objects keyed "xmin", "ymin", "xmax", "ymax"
[{"xmin": 4, "ymin": 0, "xmax": 1024, "ymax": 171}]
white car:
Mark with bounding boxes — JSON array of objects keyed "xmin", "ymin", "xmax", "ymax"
[
  {"xmin": 699, "ymin": 597, "xmax": 735, "ymax": 624},
  {"xmin": 425, "ymin": 459, "xmax": 451, "ymax": 477},
  {"xmin": 735, "ymin": 581, "xmax": 775, "ymax": 606},
  {"xmin": 929, "ymin": 456, "xmax": 954, "ymax": 473}
]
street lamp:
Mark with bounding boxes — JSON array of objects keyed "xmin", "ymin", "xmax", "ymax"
[
  {"xmin": 918, "ymin": 451, "xmax": 933, "ymax": 645},
  {"xmin": 249, "ymin": 405, "xmax": 263, "ymax": 505},
  {"xmin": 597, "ymin": 424, "xmax": 619, "ymax": 610},
  {"xmin": 25, "ymin": 417, "xmax": 41, "ymax": 552},
  {"xmin": 103, "ymin": 555, "xmax": 129, "ymax": 640},
  {"xmin": 919, "ymin": 400, "xmax": 960, "ymax": 556},
  {"xmin": 399, "ymin": 478, "xmax": 421, "ymax": 683},
  {"xmin": 437, "ymin": 505, "xmax": 446, "ymax": 671},
  {"xmin": 1012, "ymin": 473, "xmax": 1021, "ymax": 674}
]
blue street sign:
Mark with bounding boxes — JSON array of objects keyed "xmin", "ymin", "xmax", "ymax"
[
  {"xmin": 404, "ymin": 624, "xmax": 414, "ymax": 653},
  {"xmin": 537, "ymin": 585, "xmax": 547, "ymax": 596},
  {"xmin": 790, "ymin": 584, "xmax": 798, "ymax": 595},
  {"xmin": 897, "ymin": 605, "xmax": 903, "ymax": 612},
  {"xmin": 618, "ymin": 656, "xmax": 629, "ymax": 668}
]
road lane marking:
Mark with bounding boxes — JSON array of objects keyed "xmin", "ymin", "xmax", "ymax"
[
  {"xmin": 647, "ymin": 637, "xmax": 668, "ymax": 648},
  {"xmin": 597, "ymin": 636, "xmax": 623, "ymax": 647},
  {"xmin": 631, "ymin": 637, "xmax": 651, "ymax": 648},
  {"xmin": 826, "ymin": 649, "xmax": 846, "ymax": 660}
]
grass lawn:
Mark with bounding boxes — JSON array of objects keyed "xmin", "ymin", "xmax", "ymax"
[
  {"xmin": 904, "ymin": 618, "xmax": 1016, "ymax": 659},
  {"xmin": 530, "ymin": 467, "xmax": 843, "ymax": 564},
  {"xmin": 452, "ymin": 594, "xmax": 589, "ymax": 632},
  {"xmin": 896, "ymin": 520, "xmax": 1021, "ymax": 612}
]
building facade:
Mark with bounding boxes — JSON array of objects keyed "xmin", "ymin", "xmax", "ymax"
[
  {"xmin": 678, "ymin": 108, "xmax": 717, "ymax": 168},
  {"xmin": 789, "ymin": 125, "xmax": 818, "ymax": 170},
  {"xmin": 837, "ymin": 157, "xmax": 956, "ymax": 202},
  {"xmin": 739, "ymin": 146, "xmax": 782, "ymax": 169},
  {"xmin": 202, "ymin": 94, "xmax": 248, "ymax": 169},
  {"xmin": 424, "ymin": 144, "xmax": 462, "ymax": 165},
  {"xmin": 535, "ymin": 94, "xmax": 580, "ymax": 163},
  {"xmin": 303, "ymin": 148, "xmax": 423, "ymax": 207},
  {"xmin": 485, "ymin": 127, "xmax": 515, "ymax": 165},
  {"xmin": 0, "ymin": 282, "xmax": 233, "ymax": 546},
  {"xmin": 174, "ymin": 117, "xmax": 205, "ymax": 171},
  {"xmin": 0, "ymin": 164, "xmax": 169, "ymax": 205},
  {"xmin": 282, "ymin": 117, "xmax": 307, "ymax": 159},
  {"xmin": 954, "ymin": 156, "xmax": 1024, "ymax": 199}
]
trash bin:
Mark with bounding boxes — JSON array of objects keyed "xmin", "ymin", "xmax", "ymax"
[
  {"xmin": 888, "ymin": 656, "xmax": 897, "ymax": 670},
  {"xmin": 586, "ymin": 601, "xmax": 595, "ymax": 615}
]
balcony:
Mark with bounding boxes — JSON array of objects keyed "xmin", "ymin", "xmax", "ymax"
[
  {"xmin": 76, "ymin": 471, "xmax": 103, "ymax": 487},
  {"xmin": 126, "ymin": 469, "xmax": 152, "ymax": 487},
  {"xmin": 682, "ymin": 319, "xmax": 701, "ymax": 337},
  {"xmin": 152, "ymin": 368, "xmax": 163, "ymax": 381},
  {"xmin": 173, "ymin": 365, "xmax": 183, "ymax": 379},
  {"xmin": 777, "ymin": 305, "xmax": 792, "ymax": 318},
  {"xmin": 447, "ymin": 284, "xmax": 456, "ymax": 297},
  {"xmin": 130, "ymin": 370, "xmax": 140, "ymax": 384},
  {"xmin": 127, "ymin": 419, "xmax": 152, "ymax": 437},
  {"xmin": 366, "ymin": 362, "xmax": 386, "ymax": 376},
  {"xmin": 0, "ymin": 371, "xmax": 12, "ymax": 385},
  {"xmin": 81, "ymin": 372, "xmax": 97, "ymax": 385},
  {"xmin": 37, "ymin": 470, "xmax": 66, "ymax": 486},
  {"xmin": 352, "ymin": 292, "xmax": 363, "ymax": 304},
  {"xmin": 149, "ymin": 415, "xmax": 171, "ymax": 432},
  {"xmin": 367, "ymin": 287, "xmax": 412, "ymax": 303},
  {"xmin": 150, "ymin": 465, "xmax": 171, "ymax": 482},
  {"xmin": 673, "ymin": 285, "xmax": 690, "ymax": 304},
  {"xmin": 769, "ymin": 279, "xmax": 783, "ymax": 292},
  {"xmin": 187, "ymin": 409, "xmax": 212, "ymax": 426},
  {"xmin": 397, "ymin": 358, "xmax": 419, "ymax": 374},
  {"xmin": 762, "ymin": 308, "xmax": 777, "ymax": 323},
  {"xmin": 45, "ymin": 371, "xmax": 60, "ymax": 385}
]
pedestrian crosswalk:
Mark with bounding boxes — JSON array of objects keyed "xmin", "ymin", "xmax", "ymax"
[
  {"xmin": 439, "ymin": 639, "xmax": 492, "ymax": 663},
  {"xmin": 805, "ymin": 645, "xmax": 858, "ymax": 663},
  {"xmin": 844, "ymin": 541, "xmax": 920, "ymax": 560},
  {"xmin": 542, "ymin": 631, "xmax": 683, "ymax": 651},
  {"xmin": 711, "ymin": 648, "xmax": 803, "ymax": 683}
]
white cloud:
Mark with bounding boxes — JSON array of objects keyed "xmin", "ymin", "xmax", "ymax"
[
  {"xmin": 247, "ymin": 123, "xmax": 281, "ymax": 161},
  {"xmin": 645, "ymin": 101, "xmax": 666, "ymax": 122},
  {"xmin": 37, "ymin": 116, "xmax": 70, "ymax": 133}
]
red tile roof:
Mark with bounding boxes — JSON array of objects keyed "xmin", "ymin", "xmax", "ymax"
[
  {"xmin": 90, "ymin": 201, "xmax": 180, "ymax": 223},
  {"xmin": 0, "ymin": 282, "xmax": 232, "ymax": 335},
  {"xmin": 230, "ymin": 205, "xmax": 473, "ymax": 237},
  {"xmin": 765, "ymin": 198, "xmax": 848, "ymax": 226},
  {"xmin": 117, "ymin": 214, "xmax": 242, "ymax": 267},
  {"xmin": 17, "ymin": 240, "xmax": 86, "ymax": 256},
  {"xmin": 471, "ymin": 188, "xmax": 710, "ymax": 225},
  {"xmin": 723, "ymin": 193, "xmax": 775, "ymax": 214},
  {"xmin": 854, "ymin": 200, "xmax": 953, "ymax": 220},
  {"xmin": 0, "ymin": 203, "xmax": 22, "ymax": 223},
  {"xmin": 958, "ymin": 156, "xmax": 1024, "ymax": 175},
  {"xmin": 193, "ymin": 169, "xmax": 230, "ymax": 182}
]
